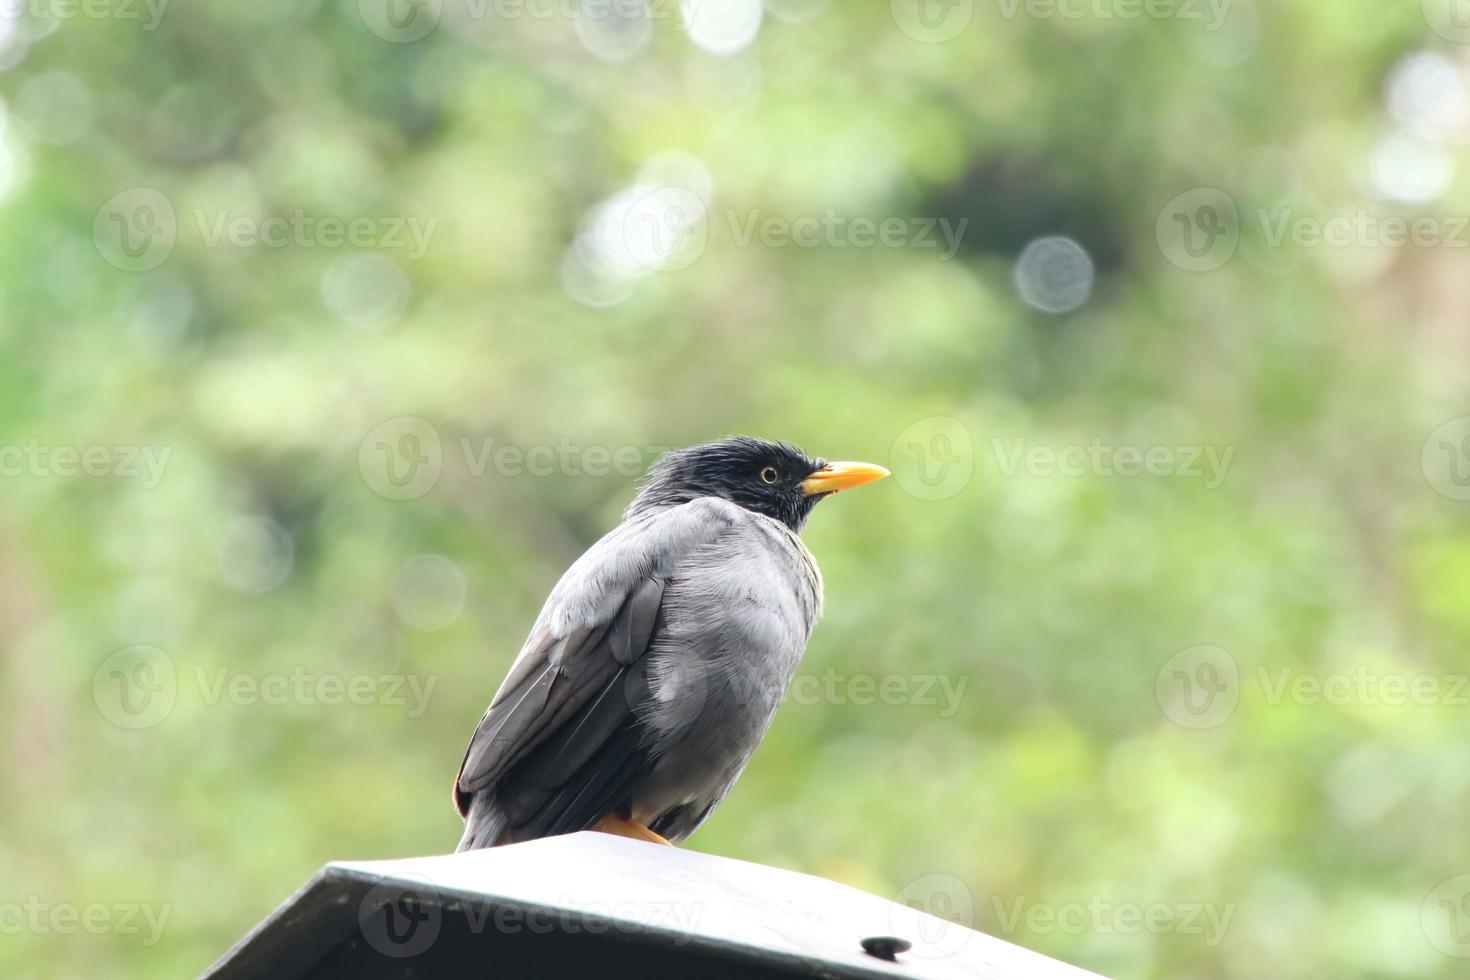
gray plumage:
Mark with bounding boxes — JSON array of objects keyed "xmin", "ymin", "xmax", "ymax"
[{"xmin": 454, "ymin": 437, "xmax": 885, "ymax": 851}]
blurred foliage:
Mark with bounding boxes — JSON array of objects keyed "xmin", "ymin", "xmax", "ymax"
[{"xmin": 3, "ymin": 1, "xmax": 1470, "ymax": 977}]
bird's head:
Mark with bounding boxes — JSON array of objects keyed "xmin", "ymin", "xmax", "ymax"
[{"xmin": 629, "ymin": 436, "xmax": 889, "ymax": 531}]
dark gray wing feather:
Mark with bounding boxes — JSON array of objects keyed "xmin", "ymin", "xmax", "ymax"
[
  {"xmin": 515, "ymin": 579, "xmax": 663, "ymax": 787},
  {"xmin": 455, "ymin": 499, "xmax": 739, "ymax": 845},
  {"xmin": 454, "ymin": 623, "xmax": 611, "ymax": 797}
]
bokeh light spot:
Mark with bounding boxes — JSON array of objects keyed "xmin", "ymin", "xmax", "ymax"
[
  {"xmin": 391, "ymin": 554, "xmax": 468, "ymax": 631},
  {"xmin": 1013, "ymin": 235, "xmax": 1094, "ymax": 314},
  {"xmin": 321, "ymin": 254, "xmax": 412, "ymax": 329},
  {"xmin": 575, "ymin": 0, "xmax": 652, "ymax": 63},
  {"xmin": 217, "ymin": 516, "xmax": 295, "ymax": 594},
  {"xmin": 681, "ymin": 0, "xmax": 762, "ymax": 55}
]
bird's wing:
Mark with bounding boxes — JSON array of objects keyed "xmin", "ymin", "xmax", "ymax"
[{"xmin": 453, "ymin": 497, "xmax": 742, "ymax": 838}]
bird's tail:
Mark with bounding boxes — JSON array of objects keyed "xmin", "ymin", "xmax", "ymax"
[{"xmin": 456, "ymin": 792, "xmax": 508, "ymax": 852}]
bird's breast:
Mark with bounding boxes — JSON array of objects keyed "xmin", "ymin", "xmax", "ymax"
[{"xmin": 638, "ymin": 516, "xmax": 820, "ymax": 791}]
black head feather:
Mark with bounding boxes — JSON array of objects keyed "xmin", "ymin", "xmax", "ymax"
[{"xmin": 628, "ymin": 437, "xmax": 829, "ymax": 531}]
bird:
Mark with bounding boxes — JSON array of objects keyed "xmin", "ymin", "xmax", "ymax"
[{"xmin": 453, "ymin": 436, "xmax": 889, "ymax": 850}]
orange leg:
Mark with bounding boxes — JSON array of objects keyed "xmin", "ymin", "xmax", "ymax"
[{"xmin": 592, "ymin": 813, "xmax": 672, "ymax": 845}]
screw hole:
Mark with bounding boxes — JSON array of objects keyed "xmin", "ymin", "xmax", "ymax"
[{"xmin": 861, "ymin": 935, "xmax": 912, "ymax": 961}]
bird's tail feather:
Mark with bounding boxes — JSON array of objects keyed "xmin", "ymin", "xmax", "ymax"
[{"xmin": 456, "ymin": 793, "xmax": 508, "ymax": 852}]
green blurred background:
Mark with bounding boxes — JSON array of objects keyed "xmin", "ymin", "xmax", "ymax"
[{"xmin": 5, "ymin": 0, "xmax": 1470, "ymax": 976}]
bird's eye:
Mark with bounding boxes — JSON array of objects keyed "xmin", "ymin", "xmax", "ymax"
[{"xmin": 759, "ymin": 466, "xmax": 779, "ymax": 484}]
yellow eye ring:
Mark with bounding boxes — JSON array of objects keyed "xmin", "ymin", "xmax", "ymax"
[{"xmin": 760, "ymin": 466, "xmax": 779, "ymax": 484}]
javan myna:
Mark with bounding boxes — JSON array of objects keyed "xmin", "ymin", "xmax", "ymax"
[{"xmin": 454, "ymin": 436, "xmax": 888, "ymax": 849}]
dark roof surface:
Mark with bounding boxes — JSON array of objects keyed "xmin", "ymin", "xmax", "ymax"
[{"xmin": 204, "ymin": 832, "xmax": 1101, "ymax": 979}]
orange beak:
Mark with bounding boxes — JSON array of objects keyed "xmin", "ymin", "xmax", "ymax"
[{"xmin": 800, "ymin": 460, "xmax": 891, "ymax": 496}]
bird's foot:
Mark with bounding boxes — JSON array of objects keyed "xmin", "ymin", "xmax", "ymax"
[{"xmin": 592, "ymin": 814, "xmax": 671, "ymax": 846}]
